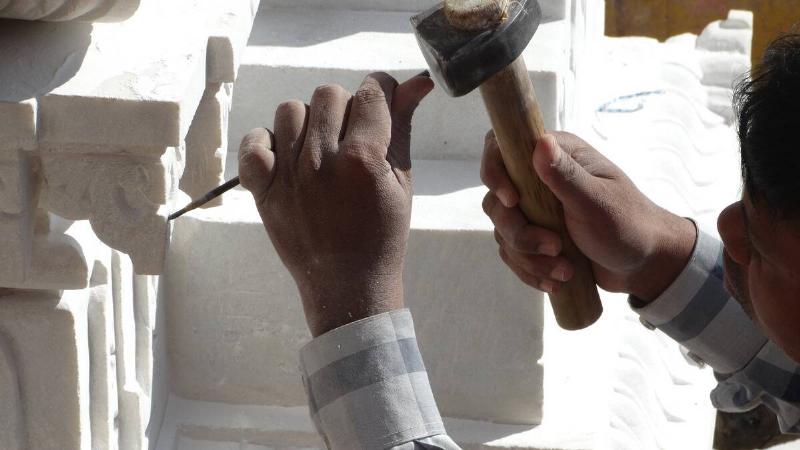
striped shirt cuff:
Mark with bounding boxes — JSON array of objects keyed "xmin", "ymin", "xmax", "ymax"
[
  {"xmin": 632, "ymin": 229, "xmax": 767, "ymax": 374},
  {"xmin": 299, "ymin": 309, "xmax": 447, "ymax": 450},
  {"xmin": 711, "ymin": 341, "xmax": 800, "ymax": 432}
]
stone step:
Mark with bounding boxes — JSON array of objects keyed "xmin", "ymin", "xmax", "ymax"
[
  {"xmin": 226, "ymin": 6, "xmax": 576, "ymax": 168},
  {"xmin": 161, "ymin": 158, "xmax": 718, "ymax": 449}
]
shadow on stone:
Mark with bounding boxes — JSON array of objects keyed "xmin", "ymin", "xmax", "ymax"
[{"xmin": 0, "ymin": 18, "xmax": 91, "ymax": 102}]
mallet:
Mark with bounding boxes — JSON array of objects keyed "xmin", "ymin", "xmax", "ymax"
[{"xmin": 411, "ymin": 0, "xmax": 603, "ymax": 329}]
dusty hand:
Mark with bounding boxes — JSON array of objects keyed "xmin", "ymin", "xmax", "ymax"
[
  {"xmin": 238, "ymin": 72, "xmax": 433, "ymax": 336},
  {"xmin": 481, "ymin": 130, "xmax": 696, "ymax": 301}
]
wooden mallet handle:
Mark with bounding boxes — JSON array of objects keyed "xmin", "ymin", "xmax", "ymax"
[
  {"xmin": 438, "ymin": 0, "xmax": 602, "ymax": 329},
  {"xmin": 480, "ymin": 57, "xmax": 602, "ymax": 330}
]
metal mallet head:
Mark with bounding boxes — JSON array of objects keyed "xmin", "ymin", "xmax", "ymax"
[{"xmin": 410, "ymin": 0, "xmax": 542, "ymax": 97}]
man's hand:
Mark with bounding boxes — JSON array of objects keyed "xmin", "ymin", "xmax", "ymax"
[
  {"xmin": 239, "ymin": 72, "xmax": 434, "ymax": 336},
  {"xmin": 481, "ymin": 131, "xmax": 697, "ymax": 301}
]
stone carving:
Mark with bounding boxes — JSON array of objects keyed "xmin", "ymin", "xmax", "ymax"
[
  {"xmin": 206, "ymin": 0, "xmax": 261, "ymax": 83},
  {"xmin": 0, "ymin": 0, "xmax": 140, "ymax": 22},
  {"xmin": 180, "ymin": 83, "xmax": 232, "ymax": 207},
  {"xmin": 133, "ymin": 273, "xmax": 158, "ymax": 397},
  {"xmin": 0, "ymin": 330, "xmax": 25, "ymax": 450},
  {"xmin": 111, "ymin": 251, "xmax": 148, "ymax": 450},
  {"xmin": 41, "ymin": 148, "xmax": 184, "ymax": 275},
  {"xmin": 0, "ymin": 1, "xmax": 259, "ymax": 449},
  {"xmin": 88, "ymin": 259, "xmax": 120, "ymax": 450},
  {"xmin": 0, "ymin": 149, "xmax": 99, "ymax": 289},
  {"xmin": 0, "ymin": 0, "xmax": 260, "ymax": 276},
  {"xmin": 0, "ymin": 289, "xmax": 93, "ymax": 450}
]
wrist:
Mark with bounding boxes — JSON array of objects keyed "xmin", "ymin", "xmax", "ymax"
[
  {"xmin": 299, "ymin": 272, "xmax": 405, "ymax": 337},
  {"xmin": 626, "ymin": 212, "xmax": 697, "ymax": 303}
]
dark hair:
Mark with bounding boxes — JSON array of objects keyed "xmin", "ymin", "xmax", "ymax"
[{"xmin": 734, "ymin": 32, "xmax": 800, "ymax": 220}]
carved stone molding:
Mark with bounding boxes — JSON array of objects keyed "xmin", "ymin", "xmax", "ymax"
[
  {"xmin": 0, "ymin": 332, "xmax": 25, "ymax": 450},
  {"xmin": 41, "ymin": 146, "xmax": 184, "ymax": 275}
]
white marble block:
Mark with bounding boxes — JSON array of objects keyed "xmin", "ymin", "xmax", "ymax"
[
  {"xmin": 88, "ymin": 259, "xmax": 121, "ymax": 450},
  {"xmin": 226, "ymin": 6, "xmax": 573, "ymax": 171},
  {"xmin": 0, "ymin": 288, "xmax": 92, "ymax": 450},
  {"xmin": 164, "ymin": 176, "xmax": 546, "ymax": 420},
  {"xmin": 695, "ymin": 10, "xmax": 753, "ymax": 123},
  {"xmin": 133, "ymin": 273, "xmax": 158, "ymax": 397},
  {"xmin": 0, "ymin": 99, "xmax": 36, "ymax": 151},
  {"xmin": 0, "ymin": 0, "xmax": 140, "ymax": 22},
  {"xmin": 0, "ymin": 320, "xmax": 25, "ymax": 450},
  {"xmin": 0, "ymin": 151, "xmax": 36, "ymax": 284},
  {"xmin": 111, "ymin": 251, "xmax": 149, "ymax": 450},
  {"xmin": 206, "ymin": 0, "xmax": 261, "ymax": 83},
  {"xmin": 180, "ymin": 83, "xmax": 232, "ymax": 207},
  {"xmin": 0, "ymin": 149, "xmax": 99, "ymax": 289}
]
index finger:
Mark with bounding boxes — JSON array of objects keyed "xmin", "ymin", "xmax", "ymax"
[
  {"xmin": 480, "ymin": 130, "xmax": 519, "ymax": 208},
  {"xmin": 343, "ymin": 72, "xmax": 397, "ymax": 151}
]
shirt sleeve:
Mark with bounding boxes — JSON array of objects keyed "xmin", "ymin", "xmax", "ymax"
[
  {"xmin": 632, "ymin": 227, "xmax": 800, "ymax": 433},
  {"xmin": 299, "ymin": 309, "xmax": 462, "ymax": 450}
]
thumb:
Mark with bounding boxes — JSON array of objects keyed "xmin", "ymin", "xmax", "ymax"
[
  {"xmin": 238, "ymin": 128, "xmax": 276, "ymax": 203},
  {"xmin": 532, "ymin": 134, "xmax": 593, "ymax": 208},
  {"xmin": 388, "ymin": 74, "xmax": 435, "ymax": 168},
  {"xmin": 392, "ymin": 75, "xmax": 434, "ymax": 121}
]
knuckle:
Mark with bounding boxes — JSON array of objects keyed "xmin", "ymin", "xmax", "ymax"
[
  {"xmin": 367, "ymin": 71, "xmax": 396, "ymax": 86},
  {"xmin": 514, "ymin": 266, "xmax": 539, "ymax": 287},
  {"xmin": 493, "ymin": 229, "xmax": 503, "ymax": 245},
  {"xmin": 339, "ymin": 142, "xmax": 383, "ymax": 172},
  {"xmin": 343, "ymin": 139, "xmax": 375, "ymax": 156},
  {"xmin": 513, "ymin": 226, "xmax": 542, "ymax": 252},
  {"xmin": 510, "ymin": 231, "xmax": 531, "ymax": 252},
  {"xmin": 517, "ymin": 259, "xmax": 544, "ymax": 279},
  {"xmin": 297, "ymin": 152, "xmax": 323, "ymax": 174},
  {"xmin": 479, "ymin": 162, "xmax": 488, "ymax": 185},
  {"xmin": 482, "ymin": 193, "xmax": 495, "ymax": 215},
  {"xmin": 480, "ymin": 162, "xmax": 500, "ymax": 187},
  {"xmin": 494, "ymin": 206, "xmax": 515, "ymax": 229},
  {"xmin": 558, "ymin": 158, "xmax": 581, "ymax": 184}
]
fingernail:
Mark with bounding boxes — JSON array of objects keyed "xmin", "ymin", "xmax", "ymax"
[
  {"xmin": 537, "ymin": 243, "xmax": 558, "ymax": 257},
  {"xmin": 551, "ymin": 267, "xmax": 569, "ymax": 282}
]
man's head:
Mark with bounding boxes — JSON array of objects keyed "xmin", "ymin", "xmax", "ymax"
[{"xmin": 718, "ymin": 32, "xmax": 800, "ymax": 361}]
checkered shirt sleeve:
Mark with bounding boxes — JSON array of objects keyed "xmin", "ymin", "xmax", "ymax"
[
  {"xmin": 633, "ymin": 228, "xmax": 800, "ymax": 433},
  {"xmin": 299, "ymin": 309, "xmax": 461, "ymax": 450}
]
